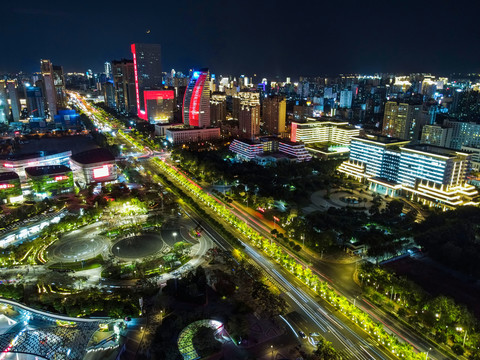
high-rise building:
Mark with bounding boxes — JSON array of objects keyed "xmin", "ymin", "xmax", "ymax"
[
  {"xmin": 339, "ymin": 90, "xmax": 353, "ymax": 109},
  {"xmin": 262, "ymin": 95, "xmax": 286, "ymax": 135},
  {"xmin": 0, "ymin": 81, "xmax": 8, "ymax": 123},
  {"xmin": 53, "ymin": 65, "xmax": 66, "ymax": 110},
  {"xmin": 210, "ymin": 92, "xmax": 227, "ymax": 125},
  {"xmin": 144, "ymin": 89, "xmax": 174, "ymax": 123},
  {"xmin": 131, "ymin": 43, "xmax": 162, "ymax": 119},
  {"xmin": 382, "ymin": 101, "xmax": 426, "ymax": 141},
  {"xmin": 238, "ymin": 92, "xmax": 260, "ymax": 139},
  {"xmin": 104, "ymin": 61, "xmax": 112, "ymax": 79},
  {"xmin": 420, "ymin": 125, "xmax": 453, "ymax": 148},
  {"xmin": 40, "ymin": 59, "xmax": 57, "ymax": 117},
  {"xmin": 26, "ymin": 86, "xmax": 45, "ymax": 118},
  {"xmin": 183, "ymin": 69, "xmax": 211, "ymax": 127},
  {"xmin": 444, "ymin": 120, "xmax": 480, "ymax": 150},
  {"xmin": 103, "ymin": 81, "xmax": 116, "ymax": 109},
  {"xmin": 6, "ymin": 81, "xmax": 21, "ymax": 122},
  {"xmin": 112, "ymin": 59, "xmax": 137, "ymax": 114}
]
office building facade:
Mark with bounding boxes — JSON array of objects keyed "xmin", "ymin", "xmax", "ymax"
[
  {"xmin": 290, "ymin": 118, "xmax": 360, "ymax": 145},
  {"xmin": 41, "ymin": 59, "xmax": 57, "ymax": 117},
  {"xmin": 210, "ymin": 92, "xmax": 227, "ymax": 125},
  {"xmin": 183, "ymin": 69, "xmax": 211, "ymax": 127},
  {"xmin": 6, "ymin": 80, "xmax": 21, "ymax": 121},
  {"xmin": 112, "ymin": 59, "xmax": 137, "ymax": 114},
  {"xmin": 262, "ymin": 95, "xmax": 286, "ymax": 135},
  {"xmin": 131, "ymin": 43, "xmax": 162, "ymax": 119},
  {"xmin": 382, "ymin": 101, "xmax": 426, "ymax": 141},
  {"xmin": 238, "ymin": 92, "xmax": 260, "ymax": 139},
  {"xmin": 338, "ymin": 135, "xmax": 478, "ymax": 209},
  {"xmin": 26, "ymin": 86, "xmax": 45, "ymax": 118}
]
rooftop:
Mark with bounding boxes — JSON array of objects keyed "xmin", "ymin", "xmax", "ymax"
[
  {"xmin": 403, "ymin": 144, "xmax": 470, "ymax": 158},
  {"xmin": 0, "ymin": 151, "xmax": 66, "ymax": 162},
  {"xmin": 353, "ymin": 134, "xmax": 409, "ymax": 145},
  {"xmin": 70, "ymin": 148, "xmax": 115, "ymax": 164},
  {"xmin": 25, "ymin": 165, "xmax": 71, "ymax": 177}
]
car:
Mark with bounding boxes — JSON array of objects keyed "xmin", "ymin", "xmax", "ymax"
[
  {"xmin": 298, "ymin": 331, "xmax": 306, "ymax": 339},
  {"xmin": 309, "ymin": 332, "xmax": 320, "ymax": 337}
]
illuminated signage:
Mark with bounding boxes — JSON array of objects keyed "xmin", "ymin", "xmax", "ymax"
[
  {"xmin": 93, "ymin": 165, "xmax": 110, "ymax": 179},
  {"xmin": 54, "ymin": 175, "xmax": 69, "ymax": 181},
  {"xmin": 3, "ymin": 163, "xmax": 13, "ymax": 168},
  {"xmin": 0, "ymin": 184, "xmax": 15, "ymax": 190}
]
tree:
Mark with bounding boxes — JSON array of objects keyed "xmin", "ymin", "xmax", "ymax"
[{"xmin": 312, "ymin": 337, "xmax": 340, "ymax": 360}]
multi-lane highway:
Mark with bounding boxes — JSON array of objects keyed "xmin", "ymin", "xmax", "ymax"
[{"xmin": 69, "ymin": 92, "xmax": 444, "ymax": 360}]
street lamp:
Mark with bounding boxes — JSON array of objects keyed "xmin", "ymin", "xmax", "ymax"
[
  {"xmin": 116, "ymin": 246, "xmax": 120, "ymax": 256},
  {"xmin": 425, "ymin": 347, "xmax": 431, "ymax": 359}
]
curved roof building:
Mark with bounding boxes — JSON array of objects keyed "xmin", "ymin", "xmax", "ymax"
[{"xmin": 183, "ymin": 69, "xmax": 210, "ymax": 128}]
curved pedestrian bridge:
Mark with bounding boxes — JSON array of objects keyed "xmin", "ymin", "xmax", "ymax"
[{"xmin": 0, "ymin": 298, "xmax": 109, "ymax": 360}]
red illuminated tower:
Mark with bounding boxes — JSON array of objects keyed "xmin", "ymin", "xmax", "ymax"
[{"xmin": 182, "ymin": 69, "xmax": 211, "ymax": 127}]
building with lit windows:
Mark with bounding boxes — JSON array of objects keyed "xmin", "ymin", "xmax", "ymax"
[
  {"xmin": 131, "ymin": 43, "xmax": 163, "ymax": 119},
  {"xmin": 41, "ymin": 59, "xmax": 57, "ymax": 117},
  {"xmin": 53, "ymin": 65, "xmax": 66, "ymax": 110},
  {"xmin": 210, "ymin": 92, "xmax": 227, "ymax": 125},
  {"xmin": 238, "ymin": 92, "xmax": 260, "ymax": 139},
  {"xmin": 6, "ymin": 80, "xmax": 21, "ymax": 121},
  {"xmin": 165, "ymin": 127, "xmax": 220, "ymax": 145},
  {"xmin": 262, "ymin": 95, "xmax": 286, "ymax": 135},
  {"xmin": 0, "ymin": 172, "xmax": 23, "ymax": 203},
  {"xmin": 382, "ymin": 101, "xmax": 426, "ymax": 141},
  {"xmin": 0, "ymin": 151, "xmax": 72, "ymax": 181},
  {"xmin": 229, "ymin": 138, "xmax": 311, "ymax": 164},
  {"xmin": 25, "ymin": 165, "xmax": 74, "ymax": 198},
  {"xmin": 290, "ymin": 118, "xmax": 360, "ymax": 145},
  {"xmin": 183, "ymin": 69, "xmax": 211, "ymax": 127},
  {"xmin": 70, "ymin": 148, "xmax": 117, "ymax": 187},
  {"xmin": 112, "ymin": 59, "xmax": 137, "ymax": 114},
  {"xmin": 26, "ymin": 86, "xmax": 45, "ymax": 118},
  {"xmin": 144, "ymin": 89, "xmax": 174, "ymax": 123},
  {"xmin": 420, "ymin": 124, "xmax": 453, "ymax": 147},
  {"xmin": 338, "ymin": 135, "xmax": 478, "ymax": 209}
]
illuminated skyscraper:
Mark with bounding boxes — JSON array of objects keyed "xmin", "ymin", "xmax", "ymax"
[
  {"xmin": 26, "ymin": 86, "xmax": 45, "ymax": 118},
  {"xmin": 131, "ymin": 43, "xmax": 162, "ymax": 119},
  {"xmin": 210, "ymin": 92, "xmax": 227, "ymax": 125},
  {"xmin": 262, "ymin": 95, "xmax": 286, "ymax": 135},
  {"xmin": 382, "ymin": 101, "xmax": 426, "ymax": 142},
  {"xmin": 183, "ymin": 69, "xmax": 211, "ymax": 127},
  {"xmin": 41, "ymin": 59, "xmax": 57, "ymax": 117},
  {"xmin": 53, "ymin": 65, "xmax": 66, "ymax": 110},
  {"xmin": 112, "ymin": 59, "xmax": 137, "ymax": 114},
  {"xmin": 0, "ymin": 81, "xmax": 8, "ymax": 122},
  {"xmin": 239, "ymin": 92, "xmax": 260, "ymax": 139},
  {"xmin": 6, "ymin": 81, "xmax": 21, "ymax": 122},
  {"xmin": 104, "ymin": 61, "xmax": 112, "ymax": 79}
]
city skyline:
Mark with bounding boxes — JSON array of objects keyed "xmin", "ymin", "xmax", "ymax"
[{"xmin": 3, "ymin": 0, "xmax": 480, "ymax": 76}]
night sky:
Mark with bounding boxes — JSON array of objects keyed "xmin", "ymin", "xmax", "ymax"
[{"xmin": 2, "ymin": 0, "xmax": 479, "ymax": 77}]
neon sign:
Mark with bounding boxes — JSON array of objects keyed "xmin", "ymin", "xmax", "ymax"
[
  {"xmin": 0, "ymin": 184, "xmax": 14, "ymax": 190},
  {"xmin": 3, "ymin": 163, "xmax": 13, "ymax": 168},
  {"xmin": 93, "ymin": 165, "xmax": 110, "ymax": 179},
  {"xmin": 55, "ymin": 175, "xmax": 69, "ymax": 181}
]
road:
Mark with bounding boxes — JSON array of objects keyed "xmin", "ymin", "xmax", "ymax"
[{"xmin": 70, "ymin": 92, "xmax": 445, "ymax": 359}]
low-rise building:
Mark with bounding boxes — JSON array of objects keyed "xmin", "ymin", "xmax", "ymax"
[
  {"xmin": 25, "ymin": 165, "xmax": 74, "ymax": 198},
  {"xmin": 338, "ymin": 135, "xmax": 478, "ymax": 209},
  {"xmin": 165, "ymin": 127, "xmax": 221, "ymax": 145},
  {"xmin": 70, "ymin": 148, "xmax": 117, "ymax": 187},
  {"xmin": 0, "ymin": 172, "xmax": 23, "ymax": 203}
]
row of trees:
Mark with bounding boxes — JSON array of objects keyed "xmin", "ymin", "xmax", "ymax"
[
  {"xmin": 360, "ymin": 263, "xmax": 479, "ymax": 357},
  {"xmin": 152, "ymin": 156, "xmax": 429, "ymax": 359}
]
